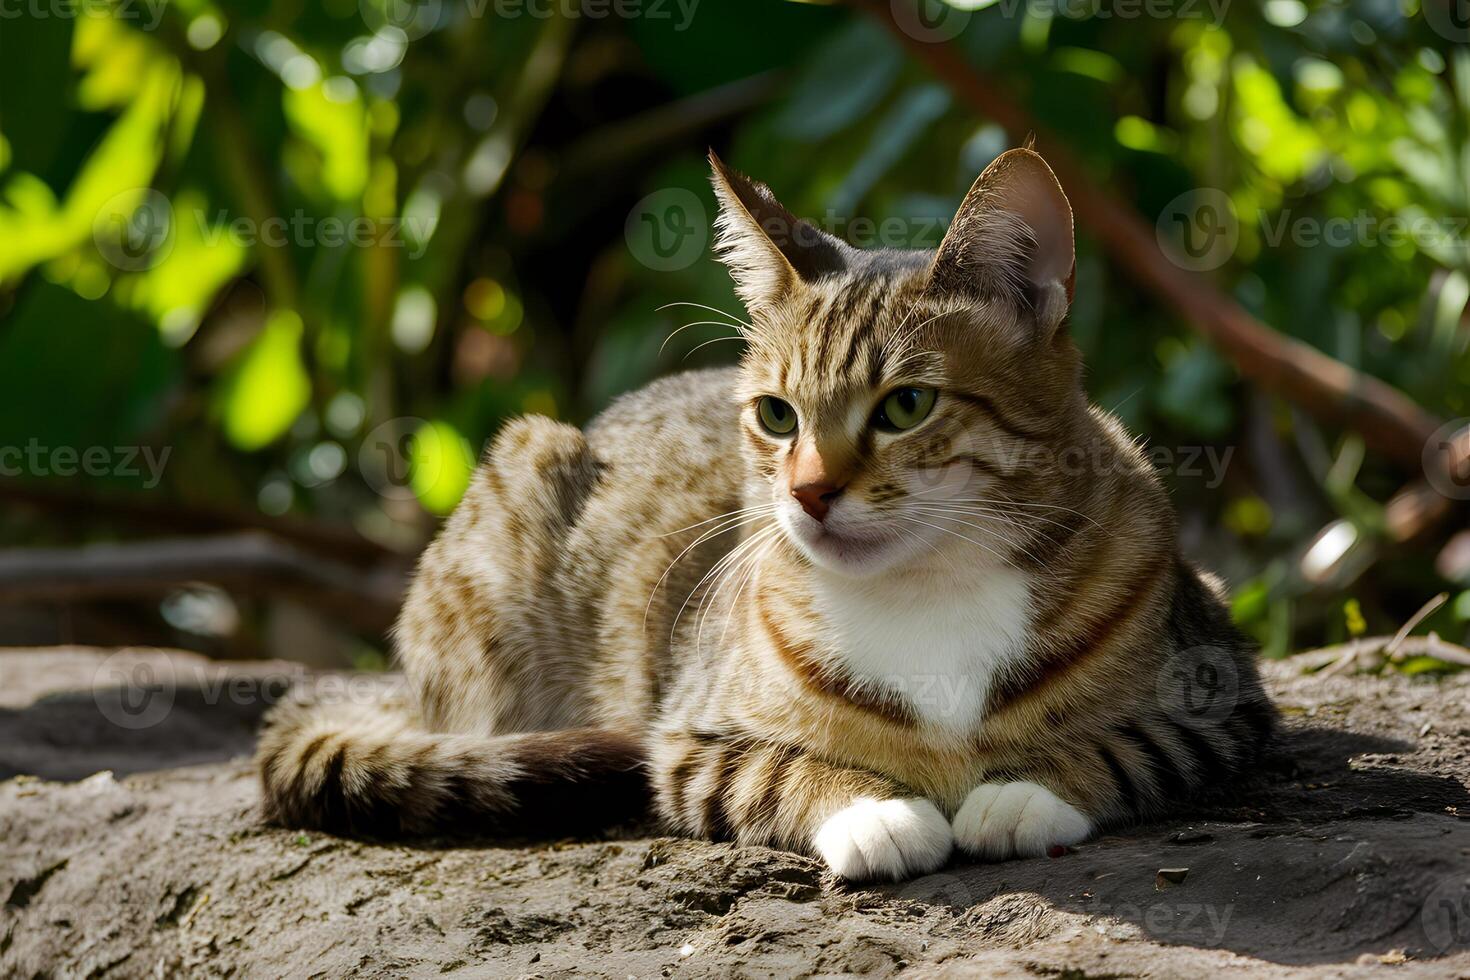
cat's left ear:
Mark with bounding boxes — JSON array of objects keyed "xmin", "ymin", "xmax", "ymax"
[
  {"xmin": 927, "ymin": 147, "xmax": 1075, "ymax": 338},
  {"xmin": 708, "ymin": 150, "xmax": 850, "ymax": 316}
]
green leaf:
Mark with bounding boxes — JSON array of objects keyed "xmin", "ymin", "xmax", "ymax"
[
  {"xmin": 0, "ymin": 12, "xmax": 72, "ymax": 178},
  {"xmin": 216, "ymin": 311, "xmax": 311, "ymax": 451},
  {"xmin": 283, "ymin": 79, "xmax": 369, "ymax": 203},
  {"xmin": 0, "ymin": 280, "xmax": 177, "ymax": 456},
  {"xmin": 775, "ymin": 20, "xmax": 903, "ymax": 143},
  {"xmin": 1155, "ymin": 343, "xmax": 1235, "ymax": 439},
  {"xmin": 827, "ymin": 84, "xmax": 950, "ymax": 216},
  {"xmin": 410, "ymin": 419, "xmax": 474, "ymax": 516}
]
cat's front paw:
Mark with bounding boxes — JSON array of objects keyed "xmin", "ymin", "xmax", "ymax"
[
  {"xmin": 951, "ymin": 781, "xmax": 1091, "ymax": 861},
  {"xmin": 813, "ymin": 797, "xmax": 953, "ymax": 881}
]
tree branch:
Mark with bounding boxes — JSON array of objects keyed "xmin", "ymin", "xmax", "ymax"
[
  {"xmin": 855, "ymin": 0, "xmax": 1449, "ymax": 478},
  {"xmin": 0, "ymin": 482, "xmax": 410, "ymax": 566},
  {"xmin": 0, "ymin": 534, "xmax": 407, "ymax": 636}
]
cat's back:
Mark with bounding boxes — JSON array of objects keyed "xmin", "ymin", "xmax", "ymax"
[
  {"xmin": 569, "ymin": 366, "xmax": 747, "ymax": 560},
  {"xmin": 586, "ymin": 366, "xmax": 742, "ymax": 473},
  {"xmin": 396, "ymin": 367, "xmax": 748, "ymax": 732}
]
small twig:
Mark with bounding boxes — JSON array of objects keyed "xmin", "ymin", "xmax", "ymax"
[
  {"xmin": 1298, "ymin": 633, "xmax": 1470, "ymax": 673},
  {"xmin": 1425, "ymin": 632, "xmax": 1470, "ymax": 667},
  {"xmin": 1319, "ymin": 637, "xmax": 1366, "ymax": 678},
  {"xmin": 1385, "ymin": 592, "xmax": 1449, "ymax": 661}
]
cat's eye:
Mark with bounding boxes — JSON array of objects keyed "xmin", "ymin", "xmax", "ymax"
[
  {"xmin": 874, "ymin": 387, "xmax": 937, "ymax": 432},
  {"xmin": 757, "ymin": 396, "xmax": 798, "ymax": 436}
]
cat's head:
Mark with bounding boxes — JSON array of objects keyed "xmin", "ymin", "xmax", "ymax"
[{"xmin": 711, "ymin": 147, "xmax": 1088, "ymax": 578}]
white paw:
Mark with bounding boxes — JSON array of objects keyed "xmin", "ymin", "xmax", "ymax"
[
  {"xmin": 813, "ymin": 797, "xmax": 953, "ymax": 881},
  {"xmin": 951, "ymin": 781, "xmax": 1091, "ymax": 861}
]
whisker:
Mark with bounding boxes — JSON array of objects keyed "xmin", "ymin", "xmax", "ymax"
[
  {"xmin": 681, "ymin": 335, "xmax": 748, "ymax": 361},
  {"xmin": 659, "ymin": 320, "xmax": 745, "ymax": 358},
  {"xmin": 656, "ymin": 301, "xmax": 752, "ymax": 331},
  {"xmin": 896, "ymin": 524, "xmax": 957, "ymax": 573},
  {"xmin": 879, "ymin": 298, "xmax": 925, "ymax": 361},
  {"xmin": 973, "ymin": 497, "xmax": 1110, "ymax": 534},
  {"xmin": 913, "ymin": 501, "xmax": 1101, "ymax": 538},
  {"xmin": 710, "ymin": 529, "xmax": 780, "ymax": 652},
  {"xmin": 894, "ymin": 514, "xmax": 1025, "ymax": 575},
  {"xmin": 682, "ymin": 524, "xmax": 778, "ymax": 648},
  {"xmin": 901, "ymin": 507, "xmax": 1064, "ymax": 580},
  {"xmin": 657, "ymin": 503, "xmax": 778, "ymax": 539},
  {"xmin": 905, "ymin": 511, "xmax": 1058, "ymax": 578},
  {"xmin": 885, "ymin": 304, "xmax": 974, "ymax": 363},
  {"xmin": 645, "ymin": 510, "xmax": 776, "ymax": 632},
  {"xmin": 674, "ymin": 520, "xmax": 776, "ymax": 636},
  {"xmin": 907, "ymin": 484, "xmax": 1108, "ymax": 532}
]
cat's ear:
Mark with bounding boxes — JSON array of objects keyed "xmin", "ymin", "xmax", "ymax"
[
  {"xmin": 927, "ymin": 147, "xmax": 1075, "ymax": 338},
  {"xmin": 708, "ymin": 150, "xmax": 849, "ymax": 315}
]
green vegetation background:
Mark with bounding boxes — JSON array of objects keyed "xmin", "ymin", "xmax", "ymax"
[{"xmin": 0, "ymin": 0, "xmax": 1466, "ymax": 659}]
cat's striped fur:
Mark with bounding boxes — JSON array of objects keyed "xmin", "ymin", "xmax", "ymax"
[{"xmin": 258, "ymin": 148, "xmax": 1274, "ymax": 879}]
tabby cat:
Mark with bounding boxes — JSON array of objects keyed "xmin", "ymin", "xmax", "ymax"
[{"xmin": 258, "ymin": 147, "xmax": 1274, "ymax": 880}]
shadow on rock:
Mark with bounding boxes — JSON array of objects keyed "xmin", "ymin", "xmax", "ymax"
[{"xmin": 885, "ymin": 723, "xmax": 1470, "ymax": 966}]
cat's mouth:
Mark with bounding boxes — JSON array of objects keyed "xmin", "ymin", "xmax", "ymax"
[{"xmin": 779, "ymin": 509, "xmax": 905, "ymax": 575}]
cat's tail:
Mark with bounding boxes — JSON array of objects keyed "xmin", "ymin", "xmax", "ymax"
[{"xmin": 255, "ymin": 699, "xmax": 647, "ymax": 837}]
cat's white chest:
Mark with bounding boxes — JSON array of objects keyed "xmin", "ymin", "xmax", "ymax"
[{"xmin": 810, "ymin": 568, "xmax": 1032, "ymax": 732}]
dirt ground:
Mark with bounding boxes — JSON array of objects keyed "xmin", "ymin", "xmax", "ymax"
[{"xmin": 3, "ymin": 646, "xmax": 1470, "ymax": 979}]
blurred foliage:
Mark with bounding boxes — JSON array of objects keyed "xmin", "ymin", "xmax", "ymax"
[{"xmin": 1, "ymin": 0, "xmax": 1469, "ymax": 656}]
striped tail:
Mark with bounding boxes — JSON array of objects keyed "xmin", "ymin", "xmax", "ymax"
[{"xmin": 255, "ymin": 700, "xmax": 647, "ymax": 838}]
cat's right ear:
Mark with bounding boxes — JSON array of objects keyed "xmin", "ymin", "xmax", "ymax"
[
  {"xmin": 708, "ymin": 151, "xmax": 849, "ymax": 316},
  {"xmin": 927, "ymin": 147, "xmax": 1075, "ymax": 339}
]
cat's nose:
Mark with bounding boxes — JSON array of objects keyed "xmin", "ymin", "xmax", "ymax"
[{"xmin": 791, "ymin": 481, "xmax": 844, "ymax": 522}]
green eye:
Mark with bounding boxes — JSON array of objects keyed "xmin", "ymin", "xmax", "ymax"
[
  {"xmin": 757, "ymin": 396, "xmax": 798, "ymax": 436},
  {"xmin": 874, "ymin": 387, "xmax": 937, "ymax": 432}
]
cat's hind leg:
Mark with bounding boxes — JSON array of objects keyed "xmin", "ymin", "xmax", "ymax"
[{"xmin": 395, "ymin": 415, "xmax": 603, "ymax": 737}]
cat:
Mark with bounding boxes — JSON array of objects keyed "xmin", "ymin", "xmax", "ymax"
[{"xmin": 257, "ymin": 146, "xmax": 1275, "ymax": 881}]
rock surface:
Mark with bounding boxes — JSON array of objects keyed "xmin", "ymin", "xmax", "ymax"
[{"xmin": 3, "ymin": 646, "xmax": 1470, "ymax": 978}]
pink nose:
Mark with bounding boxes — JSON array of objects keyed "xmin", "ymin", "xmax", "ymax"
[{"xmin": 791, "ymin": 481, "xmax": 843, "ymax": 521}]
